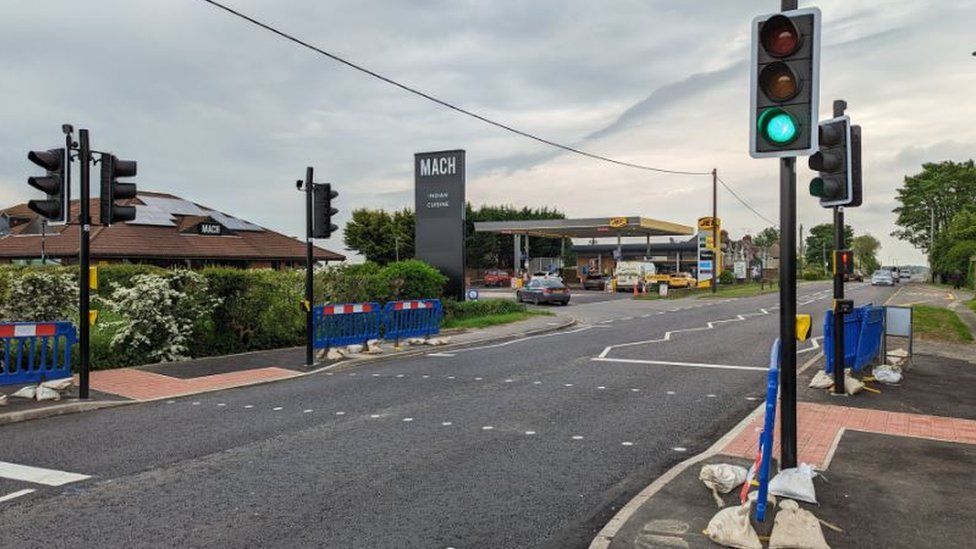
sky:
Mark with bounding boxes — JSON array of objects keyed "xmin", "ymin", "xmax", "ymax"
[{"xmin": 2, "ymin": 0, "xmax": 975, "ymax": 266}]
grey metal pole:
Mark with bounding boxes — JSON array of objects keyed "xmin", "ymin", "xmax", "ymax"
[{"xmin": 712, "ymin": 168, "xmax": 718, "ymax": 293}]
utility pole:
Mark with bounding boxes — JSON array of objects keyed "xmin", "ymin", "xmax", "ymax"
[
  {"xmin": 930, "ymin": 205, "xmax": 935, "ymax": 283},
  {"xmin": 78, "ymin": 129, "xmax": 91, "ymax": 399},
  {"xmin": 712, "ymin": 168, "xmax": 718, "ymax": 294},
  {"xmin": 831, "ymin": 100, "xmax": 848, "ymax": 395},
  {"xmin": 798, "ymin": 224, "xmax": 804, "ymax": 270}
]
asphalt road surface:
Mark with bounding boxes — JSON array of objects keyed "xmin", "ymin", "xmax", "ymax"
[{"xmin": 0, "ymin": 281, "xmax": 898, "ymax": 549}]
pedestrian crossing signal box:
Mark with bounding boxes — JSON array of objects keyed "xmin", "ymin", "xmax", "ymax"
[{"xmin": 832, "ymin": 249, "xmax": 854, "ymax": 276}]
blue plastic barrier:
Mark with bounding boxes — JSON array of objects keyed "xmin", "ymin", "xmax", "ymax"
[
  {"xmin": 824, "ymin": 304, "xmax": 884, "ymax": 374},
  {"xmin": 383, "ymin": 299, "xmax": 442, "ymax": 340},
  {"xmin": 313, "ymin": 302, "xmax": 382, "ymax": 349},
  {"xmin": 755, "ymin": 338, "xmax": 781, "ymax": 522},
  {"xmin": 0, "ymin": 321, "xmax": 76, "ymax": 386}
]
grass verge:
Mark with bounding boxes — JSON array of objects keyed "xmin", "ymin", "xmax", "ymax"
[
  {"xmin": 441, "ymin": 310, "xmax": 553, "ymax": 330},
  {"xmin": 912, "ymin": 304, "xmax": 973, "ymax": 343}
]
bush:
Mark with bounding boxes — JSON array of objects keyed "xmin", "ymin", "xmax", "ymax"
[
  {"xmin": 0, "ymin": 268, "xmax": 78, "ymax": 322},
  {"xmin": 96, "ymin": 264, "xmax": 168, "ymax": 295},
  {"xmin": 801, "ymin": 268, "xmax": 827, "ymax": 281},
  {"xmin": 315, "ymin": 259, "xmax": 447, "ymax": 304},
  {"xmin": 443, "ymin": 299, "xmax": 524, "ymax": 322},
  {"xmin": 106, "ymin": 270, "xmax": 218, "ymax": 363},
  {"xmin": 719, "ymin": 270, "xmax": 735, "ymax": 285},
  {"xmin": 380, "ymin": 260, "xmax": 447, "ymax": 301}
]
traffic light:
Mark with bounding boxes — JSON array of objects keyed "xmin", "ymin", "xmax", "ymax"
[
  {"xmin": 312, "ymin": 183, "xmax": 338, "ymax": 238},
  {"xmin": 99, "ymin": 153, "xmax": 138, "ymax": 225},
  {"xmin": 749, "ymin": 8, "xmax": 821, "ymax": 158},
  {"xmin": 27, "ymin": 148, "xmax": 67, "ymax": 222},
  {"xmin": 833, "ymin": 249, "xmax": 854, "ymax": 276},
  {"xmin": 849, "ymin": 125, "xmax": 863, "ymax": 207},
  {"xmin": 808, "ymin": 116, "xmax": 852, "ymax": 206}
]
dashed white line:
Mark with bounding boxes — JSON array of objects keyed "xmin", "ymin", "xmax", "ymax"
[
  {"xmin": 244, "ymin": 405, "xmax": 254, "ymax": 409},
  {"xmin": 666, "ymin": 391, "xmax": 676, "ymax": 395},
  {"xmin": 273, "ymin": 406, "xmax": 283, "ymax": 411},
  {"xmin": 475, "ymin": 377, "xmax": 483, "ymax": 381},
  {"xmin": 631, "ymin": 388, "xmax": 640, "ymax": 392},
  {"xmin": 303, "ymin": 409, "xmax": 313, "ymax": 413},
  {"xmin": 166, "ymin": 400, "xmax": 175, "ymax": 404},
  {"xmin": 0, "ymin": 461, "xmax": 90, "ymax": 486},
  {"xmin": 335, "ymin": 411, "xmax": 345, "ymax": 416},
  {"xmin": 216, "ymin": 403, "xmax": 226, "ymax": 407},
  {"xmin": 482, "ymin": 426, "xmax": 494, "ymax": 431},
  {"xmin": 441, "ymin": 422, "xmax": 453, "ymax": 426},
  {"xmin": 533, "ymin": 381, "xmax": 542, "ymax": 384},
  {"xmin": 706, "ymin": 394, "xmax": 717, "ymax": 398},
  {"xmin": 564, "ymin": 383, "xmax": 574, "ymax": 387},
  {"xmin": 672, "ymin": 447, "xmax": 687, "ymax": 452},
  {"xmin": 504, "ymin": 379, "xmax": 514, "ymax": 383},
  {"xmin": 593, "ymin": 357, "xmax": 767, "ymax": 372},
  {"xmin": 597, "ymin": 386, "xmax": 607, "ymax": 390},
  {"xmin": 192, "ymin": 402, "xmax": 200, "ymax": 406},
  {"xmin": 403, "ymin": 417, "xmax": 414, "ymax": 422},
  {"xmin": 572, "ymin": 435, "xmax": 584, "ymax": 440},
  {"xmin": 621, "ymin": 442, "xmax": 634, "ymax": 447},
  {"xmin": 525, "ymin": 431, "xmax": 536, "ymax": 435},
  {"xmin": 370, "ymin": 414, "xmax": 381, "ymax": 418}
]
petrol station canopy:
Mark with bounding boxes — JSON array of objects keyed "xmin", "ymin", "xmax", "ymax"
[{"xmin": 473, "ymin": 216, "xmax": 695, "ymax": 239}]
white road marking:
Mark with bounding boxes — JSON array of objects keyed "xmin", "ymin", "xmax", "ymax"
[
  {"xmin": 447, "ymin": 376, "xmax": 456, "ymax": 379},
  {"xmin": 672, "ymin": 447, "xmax": 687, "ymax": 452},
  {"xmin": 216, "ymin": 403, "xmax": 226, "ymax": 407},
  {"xmin": 349, "ymin": 373, "xmax": 357, "ymax": 376},
  {"xmin": 706, "ymin": 394, "xmax": 717, "ymax": 398},
  {"xmin": 620, "ymin": 316, "xmax": 633, "ymax": 321},
  {"xmin": 166, "ymin": 400, "xmax": 175, "ymax": 404},
  {"xmin": 525, "ymin": 431, "xmax": 536, "ymax": 435},
  {"xmin": 396, "ymin": 374, "xmax": 405, "ymax": 378},
  {"xmin": 244, "ymin": 405, "xmax": 254, "ymax": 409},
  {"xmin": 442, "ymin": 422, "xmax": 453, "ymax": 426},
  {"xmin": 564, "ymin": 383, "xmax": 574, "ymax": 387},
  {"xmin": 482, "ymin": 426, "xmax": 494, "ymax": 431},
  {"xmin": 403, "ymin": 418, "xmax": 414, "ymax": 422},
  {"xmin": 0, "ymin": 489, "xmax": 35, "ymax": 503},
  {"xmin": 504, "ymin": 379, "xmax": 514, "ymax": 383},
  {"xmin": 797, "ymin": 336, "xmax": 823, "ymax": 354},
  {"xmin": 335, "ymin": 411, "xmax": 345, "ymax": 416},
  {"xmin": 428, "ymin": 352, "xmax": 456, "ymax": 357},
  {"xmin": 593, "ymin": 357, "xmax": 767, "ymax": 372},
  {"xmin": 0, "ymin": 461, "xmax": 90, "ymax": 486},
  {"xmin": 422, "ymin": 375, "xmax": 430, "ymax": 379},
  {"xmin": 303, "ymin": 409, "xmax": 313, "ymax": 413},
  {"xmin": 475, "ymin": 377, "xmax": 483, "ymax": 381},
  {"xmin": 631, "ymin": 388, "xmax": 640, "ymax": 392},
  {"xmin": 597, "ymin": 386, "xmax": 606, "ymax": 390},
  {"xmin": 272, "ymin": 407, "xmax": 283, "ymax": 411},
  {"xmin": 435, "ymin": 325, "xmax": 598, "ymax": 356},
  {"xmin": 666, "ymin": 391, "xmax": 676, "ymax": 395},
  {"xmin": 621, "ymin": 442, "xmax": 634, "ymax": 447},
  {"xmin": 572, "ymin": 435, "xmax": 584, "ymax": 440},
  {"xmin": 533, "ymin": 381, "xmax": 542, "ymax": 384},
  {"xmin": 192, "ymin": 401, "xmax": 200, "ymax": 406},
  {"xmin": 746, "ymin": 396, "xmax": 759, "ymax": 401},
  {"xmin": 372, "ymin": 373, "xmax": 381, "ymax": 377},
  {"xmin": 370, "ymin": 414, "xmax": 381, "ymax": 418}
]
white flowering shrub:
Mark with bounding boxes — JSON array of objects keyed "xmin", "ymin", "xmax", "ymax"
[
  {"xmin": 0, "ymin": 269, "xmax": 78, "ymax": 322},
  {"xmin": 107, "ymin": 270, "xmax": 218, "ymax": 363}
]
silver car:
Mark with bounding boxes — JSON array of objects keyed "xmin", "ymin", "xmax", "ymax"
[{"xmin": 871, "ymin": 271, "xmax": 894, "ymax": 286}]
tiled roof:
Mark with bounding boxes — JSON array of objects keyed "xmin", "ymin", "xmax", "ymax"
[{"xmin": 0, "ymin": 192, "xmax": 344, "ymax": 262}]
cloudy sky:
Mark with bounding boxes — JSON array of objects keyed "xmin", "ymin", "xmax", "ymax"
[{"xmin": 3, "ymin": 0, "xmax": 975, "ymax": 265}]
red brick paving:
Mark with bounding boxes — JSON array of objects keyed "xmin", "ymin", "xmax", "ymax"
[
  {"xmin": 77, "ymin": 367, "xmax": 300, "ymax": 401},
  {"xmin": 722, "ymin": 401, "xmax": 976, "ymax": 469}
]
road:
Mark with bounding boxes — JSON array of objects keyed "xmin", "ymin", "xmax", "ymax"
[{"xmin": 0, "ymin": 281, "xmax": 898, "ymax": 549}]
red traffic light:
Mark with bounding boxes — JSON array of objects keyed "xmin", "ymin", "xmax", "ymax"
[{"xmin": 760, "ymin": 15, "xmax": 801, "ymax": 57}]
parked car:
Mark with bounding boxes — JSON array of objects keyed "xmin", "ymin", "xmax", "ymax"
[
  {"xmin": 667, "ymin": 272, "xmax": 697, "ymax": 289},
  {"xmin": 516, "ymin": 278, "xmax": 571, "ymax": 305},
  {"xmin": 581, "ymin": 273, "xmax": 609, "ymax": 291},
  {"xmin": 613, "ymin": 261, "xmax": 658, "ymax": 292},
  {"xmin": 483, "ymin": 269, "xmax": 512, "ymax": 287},
  {"xmin": 871, "ymin": 270, "xmax": 894, "ymax": 286},
  {"xmin": 845, "ymin": 269, "xmax": 864, "ymax": 282}
]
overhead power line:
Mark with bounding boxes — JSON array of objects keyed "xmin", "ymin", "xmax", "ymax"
[
  {"xmin": 717, "ymin": 176, "xmax": 778, "ymax": 228},
  {"xmin": 198, "ymin": 0, "xmax": 710, "ymax": 176}
]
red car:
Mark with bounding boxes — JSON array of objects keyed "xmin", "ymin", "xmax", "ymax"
[{"xmin": 483, "ymin": 269, "xmax": 512, "ymax": 287}]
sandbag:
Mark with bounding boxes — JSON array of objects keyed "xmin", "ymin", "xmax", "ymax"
[
  {"xmin": 326, "ymin": 348, "xmax": 345, "ymax": 360},
  {"xmin": 700, "ymin": 464, "xmax": 748, "ymax": 494},
  {"xmin": 426, "ymin": 337, "xmax": 451, "ymax": 346},
  {"xmin": 0, "ymin": 394, "xmax": 8, "ymax": 407},
  {"xmin": 11, "ymin": 385, "xmax": 37, "ymax": 399},
  {"xmin": 406, "ymin": 338, "xmax": 427, "ymax": 346},
  {"xmin": 35, "ymin": 385, "xmax": 61, "ymax": 402},
  {"xmin": 346, "ymin": 344, "xmax": 364, "ymax": 354},
  {"xmin": 769, "ymin": 463, "xmax": 818, "ymax": 504},
  {"xmin": 704, "ymin": 502, "xmax": 762, "ymax": 549},
  {"xmin": 365, "ymin": 339, "xmax": 384, "ymax": 354},
  {"xmin": 769, "ymin": 499, "xmax": 830, "ymax": 549},
  {"xmin": 844, "ymin": 371, "xmax": 864, "ymax": 395},
  {"xmin": 808, "ymin": 370, "xmax": 833, "ymax": 389},
  {"xmin": 873, "ymin": 364, "xmax": 902, "ymax": 384},
  {"xmin": 41, "ymin": 377, "xmax": 73, "ymax": 392}
]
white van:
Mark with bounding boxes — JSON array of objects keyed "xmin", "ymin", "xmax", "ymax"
[{"xmin": 614, "ymin": 261, "xmax": 657, "ymax": 291}]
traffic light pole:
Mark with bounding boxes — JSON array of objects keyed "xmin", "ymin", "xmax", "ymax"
[
  {"xmin": 832, "ymin": 206, "xmax": 846, "ymax": 394},
  {"xmin": 776, "ymin": 0, "xmax": 799, "ymax": 472},
  {"xmin": 78, "ymin": 129, "xmax": 91, "ymax": 399},
  {"xmin": 304, "ymin": 167, "xmax": 315, "ymax": 369}
]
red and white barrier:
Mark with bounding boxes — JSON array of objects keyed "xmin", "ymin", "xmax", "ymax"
[
  {"xmin": 320, "ymin": 303, "xmax": 375, "ymax": 315},
  {"xmin": 0, "ymin": 323, "xmax": 58, "ymax": 338}
]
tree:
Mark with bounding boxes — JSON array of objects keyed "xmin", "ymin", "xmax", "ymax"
[
  {"xmin": 804, "ymin": 223, "xmax": 853, "ymax": 273},
  {"xmin": 343, "ymin": 208, "xmax": 414, "ymax": 265},
  {"xmin": 850, "ymin": 234, "xmax": 881, "ymax": 274},
  {"xmin": 892, "ymin": 160, "xmax": 976, "ymax": 253},
  {"xmin": 930, "ymin": 209, "xmax": 976, "ymax": 284},
  {"xmin": 464, "ymin": 204, "xmax": 566, "ymax": 270},
  {"xmin": 751, "ymin": 226, "xmax": 779, "ymax": 270}
]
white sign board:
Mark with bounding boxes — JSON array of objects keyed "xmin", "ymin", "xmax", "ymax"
[
  {"xmin": 885, "ymin": 306, "xmax": 913, "ymax": 338},
  {"xmin": 734, "ymin": 261, "xmax": 747, "ymax": 280}
]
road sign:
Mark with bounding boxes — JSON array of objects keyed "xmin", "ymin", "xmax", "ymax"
[
  {"xmin": 466, "ymin": 289, "xmax": 479, "ymax": 301},
  {"xmin": 734, "ymin": 261, "xmax": 747, "ymax": 279}
]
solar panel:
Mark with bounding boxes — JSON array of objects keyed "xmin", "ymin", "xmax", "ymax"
[
  {"xmin": 130, "ymin": 206, "xmax": 176, "ymax": 226},
  {"xmin": 140, "ymin": 196, "xmax": 206, "ymax": 216}
]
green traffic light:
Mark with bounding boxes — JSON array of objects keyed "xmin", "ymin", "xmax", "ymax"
[
  {"xmin": 809, "ymin": 178, "xmax": 825, "ymax": 197},
  {"xmin": 758, "ymin": 108, "xmax": 799, "ymax": 145}
]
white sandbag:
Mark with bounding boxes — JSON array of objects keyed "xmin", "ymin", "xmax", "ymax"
[
  {"xmin": 425, "ymin": 337, "xmax": 451, "ymax": 346},
  {"xmin": 704, "ymin": 502, "xmax": 762, "ymax": 549},
  {"xmin": 808, "ymin": 370, "xmax": 833, "ymax": 389},
  {"xmin": 41, "ymin": 377, "xmax": 74, "ymax": 392},
  {"xmin": 326, "ymin": 348, "xmax": 345, "ymax": 360},
  {"xmin": 11, "ymin": 385, "xmax": 37, "ymax": 399},
  {"xmin": 769, "ymin": 499, "xmax": 831, "ymax": 549},
  {"xmin": 406, "ymin": 337, "xmax": 427, "ymax": 346},
  {"xmin": 0, "ymin": 394, "xmax": 8, "ymax": 407},
  {"xmin": 873, "ymin": 365, "xmax": 902, "ymax": 385},
  {"xmin": 365, "ymin": 339, "xmax": 384, "ymax": 354},
  {"xmin": 844, "ymin": 371, "xmax": 864, "ymax": 395},
  {"xmin": 35, "ymin": 385, "xmax": 61, "ymax": 402},
  {"xmin": 346, "ymin": 344, "xmax": 364, "ymax": 354},
  {"xmin": 700, "ymin": 464, "xmax": 749, "ymax": 494},
  {"xmin": 888, "ymin": 348, "xmax": 908, "ymax": 358},
  {"xmin": 769, "ymin": 463, "xmax": 818, "ymax": 504},
  {"xmin": 315, "ymin": 348, "xmax": 328, "ymax": 361}
]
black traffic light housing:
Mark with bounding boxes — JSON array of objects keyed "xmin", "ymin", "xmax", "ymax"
[
  {"xmin": 848, "ymin": 125, "xmax": 863, "ymax": 207},
  {"xmin": 808, "ymin": 116, "xmax": 853, "ymax": 207},
  {"xmin": 27, "ymin": 148, "xmax": 67, "ymax": 222},
  {"xmin": 312, "ymin": 183, "xmax": 338, "ymax": 238},
  {"xmin": 749, "ymin": 8, "xmax": 821, "ymax": 158},
  {"xmin": 99, "ymin": 153, "xmax": 138, "ymax": 226}
]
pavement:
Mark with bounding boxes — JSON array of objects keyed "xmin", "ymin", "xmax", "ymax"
[
  {"xmin": 0, "ymin": 280, "xmax": 904, "ymax": 548},
  {"xmin": 594, "ymin": 282, "xmax": 976, "ymax": 549}
]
